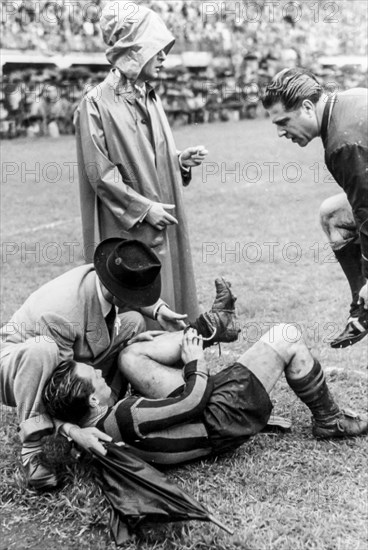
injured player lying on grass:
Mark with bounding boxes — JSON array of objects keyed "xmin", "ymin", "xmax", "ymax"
[{"xmin": 43, "ymin": 279, "xmax": 368, "ymax": 465}]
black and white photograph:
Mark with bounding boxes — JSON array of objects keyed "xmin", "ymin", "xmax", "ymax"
[{"xmin": 1, "ymin": 1, "xmax": 367, "ymax": 548}]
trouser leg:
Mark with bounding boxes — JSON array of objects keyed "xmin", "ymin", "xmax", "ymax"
[
  {"xmin": 0, "ymin": 338, "xmax": 59, "ymax": 442},
  {"xmin": 320, "ymin": 193, "xmax": 364, "ymax": 317},
  {"xmin": 102, "ymin": 311, "xmax": 147, "ymax": 398}
]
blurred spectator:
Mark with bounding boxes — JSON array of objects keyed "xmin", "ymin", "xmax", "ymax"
[
  {"xmin": 1, "ymin": 1, "xmax": 366, "ymax": 58},
  {"xmin": 0, "ymin": 0, "xmax": 366, "ymax": 138},
  {"xmin": 0, "ymin": 58, "xmax": 366, "ymax": 139},
  {"xmin": 36, "ymin": 84, "xmax": 71, "ymax": 136}
]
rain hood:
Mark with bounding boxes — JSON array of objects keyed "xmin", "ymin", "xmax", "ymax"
[{"xmin": 100, "ymin": 1, "xmax": 175, "ymax": 81}]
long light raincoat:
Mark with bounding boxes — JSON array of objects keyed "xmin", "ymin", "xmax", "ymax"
[{"xmin": 75, "ymin": 3, "xmax": 199, "ymax": 320}]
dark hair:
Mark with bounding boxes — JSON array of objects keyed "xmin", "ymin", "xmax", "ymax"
[
  {"xmin": 262, "ymin": 68, "xmax": 323, "ymax": 111},
  {"xmin": 42, "ymin": 360, "xmax": 94, "ymax": 423}
]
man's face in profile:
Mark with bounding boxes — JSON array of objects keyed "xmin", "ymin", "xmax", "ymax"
[
  {"xmin": 74, "ymin": 363, "xmax": 112, "ymax": 406},
  {"xmin": 139, "ymin": 50, "xmax": 167, "ymax": 82},
  {"xmin": 269, "ymin": 100, "xmax": 318, "ymax": 147}
]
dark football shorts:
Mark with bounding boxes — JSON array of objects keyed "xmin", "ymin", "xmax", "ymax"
[{"xmin": 202, "ymin": 362, "xmax": 273, "ymax": 454}]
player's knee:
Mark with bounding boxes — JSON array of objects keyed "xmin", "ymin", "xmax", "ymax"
[
  {"xmin": 319, "ymin": 195, "xmax": 350, "ymax": 232},
  {"xmin": 261, "ymin": 323, "xmax": 304, "ymax": 362},
  {"xmin": 319, "ymin": 197, "xmax": 337, "ymax": 231}
]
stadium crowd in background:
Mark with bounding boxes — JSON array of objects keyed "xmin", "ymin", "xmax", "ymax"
[
  {"xmin": 1, "ymin": 0, "xmax": 367, "ymax": 57},
  {"xmin": 0, "ymin": 0, "xmax": 367, "ymax": 138}
]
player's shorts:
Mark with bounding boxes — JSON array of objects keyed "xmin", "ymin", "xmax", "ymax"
[
  {"xmin": 100, "ymin": 362, "xmax": 273, "ymax": 464},
  {"xmin": 202, "ymin": 363, "xmax": 273, "ymax": 454}
]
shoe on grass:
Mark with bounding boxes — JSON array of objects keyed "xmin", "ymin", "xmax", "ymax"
[
  {"xmin": 24, "ymin": 453, "xmax": 59, "ymax": 491},
  {"xmin": 330, "ymin": 309, "xmax": 368, "ymax": 348},
  {"xmin": 312, "ymin": 409, "xmax": 368, "ymax": 439},
  {"xmin": 191, "ymin": 277, "xmax": 240, "ymax": 345}
]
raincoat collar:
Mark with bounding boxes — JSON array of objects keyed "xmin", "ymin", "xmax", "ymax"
[
  {"xmin": 106, "ymin": 69, "xmax": 157, "ymax": 102},
  {"xmin": 100, "ymin": 1, "xmax": 175, "ymax": 82}
]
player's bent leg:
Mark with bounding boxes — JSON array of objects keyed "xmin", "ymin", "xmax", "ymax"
[
  {"xmin": 118, "ymin": 332, "xmax": 184, "ymax": 398},
  {"xmin": 121, "ymin": 330, "xmax": 183, "ymax": 366},
  {"xmin": 266, "ymin": 324, "xmax": 368, "ymax": 438},
  {"xmin": 287, "ymin": 355, "xmax": 368, "ymax": 438},
  {"xmin": 319, "ymin": 193, "xmax": 357, "ymax": 248},
  {"xmin": 277, "ymin": 332, "xmax": 368, "ymax": 439},
  {"xmin": 239, "ymin": 324, "xmax": 368, "ymax": 438},
  {"xmin": 319, "ymin": 194, "xmax": 367, "ymax": 347},
  {"xmin": 320, "ymin": 194, "xmax": 365, "ymax": 311},
  {"xmin": 237, "ymin": 323, "xmax": 310, "ymax": 393}
]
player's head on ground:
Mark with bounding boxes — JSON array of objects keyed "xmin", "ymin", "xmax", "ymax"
[
  {"xmin": 93, "ymin": 238, "xmax": 162, "ymax": 310},
  {"xmin": 42, "ymin": 360, "xmax": 111, "ymax": 424},
  {"xmin": 262, "ymin": 68, "xmax": 325, "ymax": 147}
]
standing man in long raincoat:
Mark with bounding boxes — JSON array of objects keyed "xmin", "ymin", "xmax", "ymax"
[{"xmin": 75, "ymin": 1, "xmax": 208, "ymax": 323}]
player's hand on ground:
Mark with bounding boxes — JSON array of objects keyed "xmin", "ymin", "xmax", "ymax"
[
  {"xmin": 67, "ymin": 426, "xmax": 112, "ymax": 456},
  {"xmin": 145, "ymin": 202, "xmax": 178, "ymax": 230},
  {"xmin": 127, "ymin": 330, "xmax": 165, "ymax": 345},
  {"xmin": 358, "ymin": 281, "xmax": 368, "ymax": 309},
  {"xmin": 157, "ymin": 305, "xmax": 187, "ymax": 332},
  {"xmin": 181, "ymin": 328, "xmax": 205, "ymax": 365}
]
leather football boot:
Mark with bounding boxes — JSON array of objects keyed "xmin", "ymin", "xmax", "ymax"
[
  {"xmin": 312, "ymin": 409, "xmax": 368, "ymax": 439},
  {"xmin": 330, "ymin": 309, "xmax": 368, "ymax": 348},
  {"xmin": 190, "ymin": 278, "xmax": 240, "ymax": 346},
  {"xmin": 24, "ymin": 453, "xmax": 59, "ymax": 491}
]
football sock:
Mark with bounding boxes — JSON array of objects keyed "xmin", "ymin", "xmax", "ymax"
[
  {"xmin": 333, "ymin": 237, "xmax": 365, "ymax": 317},
  {"xmin": 286, "ymin": 359, "xmax": 340, "ymax": 425},
  {"xmin": 21, "ymin": 441, "xmax": 43, "ymax": 466}
]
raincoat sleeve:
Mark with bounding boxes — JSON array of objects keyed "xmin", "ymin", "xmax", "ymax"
[
  {"xmin": 177, "ymin": 151, "xmax": 192, "ymax": 186},
  {"xmin": 78, "ymin": 97, "xmax": 153, "ymax": 231},
  {"xmin": 329, "ymin": 144, "xmax": 368, "ymax": 278},
  {"xmin": 180, "ymin": 163, "xmax": 192, "ymax": 187}
]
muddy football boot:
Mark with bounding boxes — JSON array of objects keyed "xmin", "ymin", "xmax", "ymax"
[
  {"xmin": 312, "ymin": 409, "xmax": 368, "ymax": 439},
  {"xmin": 330, "ymin": 308, "xmax": 368, "ymax": 349},
  {"xmin": 190, "ymin": 277, "xmax": 240, "ymax": 347}
]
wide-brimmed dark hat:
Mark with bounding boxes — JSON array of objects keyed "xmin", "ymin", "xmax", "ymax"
[{"xmin": 94, "ymin": 238, "xmax": 161, "ymax": 307}]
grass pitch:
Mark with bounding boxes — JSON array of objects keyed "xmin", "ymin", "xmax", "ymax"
[{"xmin": 1, "ymin": 118, "xmax": 367, "ymax": 550}]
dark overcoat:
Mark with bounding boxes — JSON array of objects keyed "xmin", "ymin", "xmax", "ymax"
[{"xmin": 321, "ymin": 88, "xmax": 368, "ymax": 277}]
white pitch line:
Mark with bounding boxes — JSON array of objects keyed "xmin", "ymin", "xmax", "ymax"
[
  {"xmin": 3, "ymin": 217, "xmax": 80, "ymax": 238},
  {"xmin": 325, "ymin": 366, "xmax": 368, "ymax": 378}
]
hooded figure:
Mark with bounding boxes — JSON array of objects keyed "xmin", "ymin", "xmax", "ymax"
[{"xmin": 75, "ymin": 1, "xmax": 205, "ymax": 322}]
